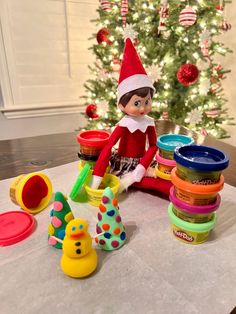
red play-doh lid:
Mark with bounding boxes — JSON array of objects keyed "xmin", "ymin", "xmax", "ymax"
[
  {"xmin": 77, "ymin": 130, "xmax": 110, "ymax": 148},
  {"xmin": 0, "ymin": 211, "xmax": 36, "ymax": 246}
]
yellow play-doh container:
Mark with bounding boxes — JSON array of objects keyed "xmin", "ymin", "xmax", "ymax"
[
  {"xmin": 155, "ymin": 167, "xmax": 171, "ymax": 181},
  {"xmin": 168, "ymin": 203, "xmax": 217, "ymax": 244},
  {"xmin": 78, "ymin": 159, "xmax": 96, "ymax": 171},
  {"xmin": 78, "ymin": 160, "xmax": 111, "ymax": 174},
  {"xmin": 84, "ymin": 173, "xmax": 120, "ymax": 206},
  {"xmin": 155, "ymin": 152, "xmax": 176, "ymax": 180},
  {"xmin": 9, "ymin": 172, "xmax": 52, "ymax": 214},
  {"xmin": 172, "ymin": 207, "xmax": 215, "ymax": 224},
  {"xmin": 171, "ymin": 168, "xmax": 224, "ymax": 206}
]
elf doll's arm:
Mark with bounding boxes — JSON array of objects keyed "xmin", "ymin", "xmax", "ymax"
[
  {"xmin": 91, "ymin": 125, "xmax": 125, "ymax": 188},
  {"xmin": 139, "ymin": 125, "xmax": 157, "ymax": 168}
]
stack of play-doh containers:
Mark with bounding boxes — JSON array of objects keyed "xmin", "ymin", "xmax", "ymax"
[
  {"xmin": 76, "ymin": 130, "xmax": 110, "ymax": 170},
  {"xmin": 155, "ymin": 134, "xmax": 194, "ymax": 181},
  {"xmin": 168, "ymin": 145, "xmax": 229, "ymax": 244}
]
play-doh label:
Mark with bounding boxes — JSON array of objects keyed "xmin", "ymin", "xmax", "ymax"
[{"xmin": 173, "ymin": 229, "xmax": 194, "ymax": 242}]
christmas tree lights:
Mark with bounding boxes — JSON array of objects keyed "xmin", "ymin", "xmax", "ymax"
[{"xmin": 82, "ymin": 0, "xmax": 233, "ymax": 138}]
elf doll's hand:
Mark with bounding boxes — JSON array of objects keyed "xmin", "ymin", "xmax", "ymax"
[
  {"xmin": 90, "ymin": 175, "xmax": 102, "ymax": 189},
  {"xmin": 132, "ymin": 164, "xmax": 146, "ymax": 182},
  {"xmin": 119, "ymin": 164, "xmax": 146, "ymax": 193}
]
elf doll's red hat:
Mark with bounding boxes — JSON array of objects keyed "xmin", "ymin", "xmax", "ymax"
[{"xmin": 117, "ymin": 38, "xmax": 155, "ymax": 104}]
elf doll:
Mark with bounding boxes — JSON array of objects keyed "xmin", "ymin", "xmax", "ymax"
[{"xmin": 90, "ymin": 38, "xmax": 171, "ymax": 195}]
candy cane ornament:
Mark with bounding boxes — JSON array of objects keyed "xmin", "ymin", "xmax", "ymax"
[
  {"xmin": 121, "ymin": 0, "xmax": 129, "ymax": 27},
  {"xmin": 158, "ymin": 0, "xmax": 169, "ymax": 33},
  {"xmin": 100, "ymin": 0, "xmax": 112, "ymax": 11}
]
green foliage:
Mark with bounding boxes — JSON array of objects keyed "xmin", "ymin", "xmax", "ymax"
[{"xmin": 82, "ymin": 0, "xmax": 233, "ymax": 138}]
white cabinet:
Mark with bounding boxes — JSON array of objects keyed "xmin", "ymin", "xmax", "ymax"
[{"xmin": 0, "ymin": 0, "xmax": 97, "ymax": 118}]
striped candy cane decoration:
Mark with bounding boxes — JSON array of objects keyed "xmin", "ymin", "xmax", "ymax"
[
  {"xmin": 201, "ymin": 128, "xmax": 208, "ymax": 137},
  {"xmin": 220, "ymin": 19, "xmax": 231, "ymax": 31},
  {"xmin": 121, "ymin": 0, "xmax": 128, "ymax": 27},
  {"xmin": 161, "ymin": 111, "xmax": 169, "ymax": 120},
  {"xmin": 100, "ymin": 0, "xmax": 112, "ymax": 11}
]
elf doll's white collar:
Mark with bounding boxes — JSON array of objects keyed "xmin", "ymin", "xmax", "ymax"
[{"xmin": 118, "ymin": 115, "xmax": 155, "ymax": 133}]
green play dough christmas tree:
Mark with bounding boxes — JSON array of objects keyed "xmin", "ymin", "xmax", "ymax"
[
  {"xmin": 95, "ymin": 187, "xmax": 126, "ymax": 250},
  {"xmin": 48, "ymin": 192, "xmax": 74, "ymax": 249}
]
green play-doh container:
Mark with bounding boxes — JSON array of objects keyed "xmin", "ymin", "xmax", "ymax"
[{"xmin": 168, "ymin": 203, "xmax": 217, "ymax": 244}]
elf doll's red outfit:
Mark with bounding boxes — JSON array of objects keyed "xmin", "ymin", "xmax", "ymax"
[{"xmin": 91, "ymin": 38, "xmax": 171, "ymax": 196}]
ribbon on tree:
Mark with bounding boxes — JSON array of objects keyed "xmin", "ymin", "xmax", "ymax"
[{"xmin": 121, "ymin": 0, "xmax": 128, "ymax": 27}]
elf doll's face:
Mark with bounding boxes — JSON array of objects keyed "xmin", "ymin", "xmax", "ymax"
[{"xmin": 119, "ymin": 92, "xmax": 152, "ymax": 117}]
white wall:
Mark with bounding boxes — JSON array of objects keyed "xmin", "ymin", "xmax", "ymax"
[
  {"xmin": 217, "ymin": 1, "xmax": 236, "ymax": 145},
  {"xmin": 0, "ymin": 0, "xmax": 97, "ymax": 140},
  {"xmin": 0, "ymin": 111, "xmax": 87, "ymax": 139}
]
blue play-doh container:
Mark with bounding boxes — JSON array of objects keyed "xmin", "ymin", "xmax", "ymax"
[
  {"xmin": 157, "ymin": 134, "xmax": 194, "ymax": 160},
  {"xmin": 174, "ymin": 145, "xmax": 229, "ymax": 184}
]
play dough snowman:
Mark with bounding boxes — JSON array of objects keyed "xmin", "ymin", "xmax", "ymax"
[
  {"xmin": 60, "ymin": 218, "xmax": 97, "ymax": 278},
  {"xmin": 95, "ymin": 187, "xmax": 126, "ymax": 250}
]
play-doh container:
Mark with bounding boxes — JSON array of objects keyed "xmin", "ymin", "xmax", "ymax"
[
  {"xmin": 155, "ymin": 152, "xmax": 176, "ymax": 174},
  {"xmin": 171, "ymin": 168, "xmax": 224, "ymax": 205},
  {"xmin": 77, "ymin": 130, "xmax": 110, "ymax": 156},
  {"xmin": 174, "ymin": 145, "xmax": 229, "ymax": 184},
  {"xmin": 169, "ymin": 186, "xmax": 220, "ymax": 223},
  {"xmin": 168, "ymin": 203, "xmax": 217, "ymax": 244},
  {"xmin": 84, "ymin": 173, "xmax": 120, "ymax": 206},
  {"xmin": 157, "ymin": 134, "xmax": 194, "ymax": 160},
  {"xmin": 9, "ymin": 172, "xmax": 52, "ymax": 214},
  {"xmin": 155, "ymin": 167, "xmax": 171, "ymax": 181},
  {"xmin": 78, "ymin": 152, "xmax": 98, "ymax": 170}
]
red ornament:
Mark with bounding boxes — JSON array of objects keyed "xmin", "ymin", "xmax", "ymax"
[
  {"xmin": 177, "ymin": 64, "xmax": 199, "ymax": 86},
  {"xmin": 96, "ymin": 28, "xmax": 112, "ymax": 45},
  {"xmin": 215, "ymin": 5, "xmax": 223, "ymax": 12},
  {"xmin": 86, "ymin": 104, "xmax": 99, "ymax": 119}
]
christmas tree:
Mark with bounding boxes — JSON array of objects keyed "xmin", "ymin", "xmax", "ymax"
[
  {"xmin": 82, "ymin": 0, "xmax": 233, "ymax": 138},
  {"xmin": 95, "ymin": 187, "xmax": 126, "ymax": 250},
  {"xmin": 48, "ymin": 192, "xmax": 74, "ymax": 249}
]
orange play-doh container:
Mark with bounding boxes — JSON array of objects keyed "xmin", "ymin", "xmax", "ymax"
[{"xmin": 171, "ymin": 168, "xmax": 224, "ymax": 206}]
